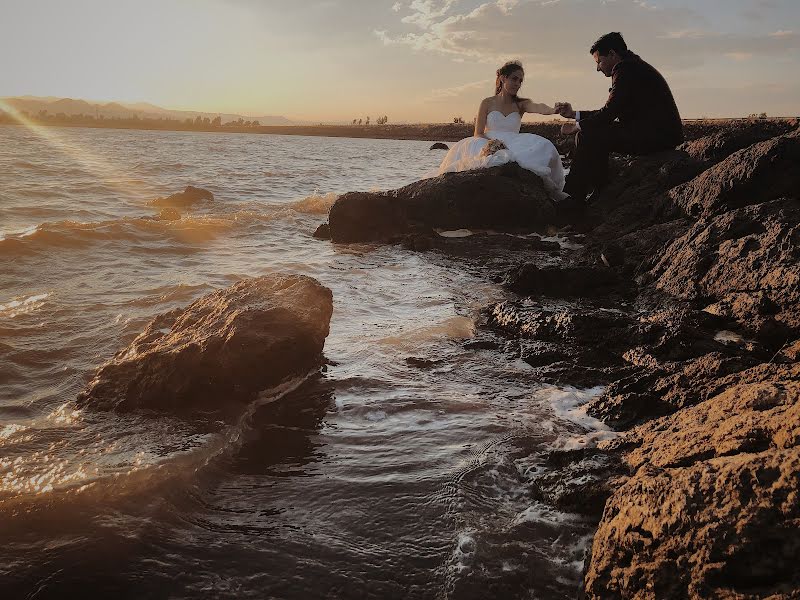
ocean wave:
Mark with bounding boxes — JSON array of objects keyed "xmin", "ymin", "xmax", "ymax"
[
  {"xmin": 0, "ymin": 211, "xmax": 282, "ymax": 256},
  {"xmin": 0, "ymin": 374, "xmax": 317, "ymax": 517},
  {"xmin": 0, "ymin": 225, "xmax": 38, "ymax": 242},
  {"xmin": 286, "ymin": 192, "xmax": 338, "ymax": 215},
  {"xmin": 0, "ymin": 293, "xmax": 51, "ymax": 319}
]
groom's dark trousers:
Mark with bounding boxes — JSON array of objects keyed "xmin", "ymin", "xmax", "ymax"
[{"xmin": 564, "ymin": 51, "xmax": 683, "ymax": 200}]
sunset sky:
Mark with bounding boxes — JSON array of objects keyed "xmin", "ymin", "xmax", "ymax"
[{"xmin": 3, "ymin": 0, "xmax": 799, "ymax": 122}]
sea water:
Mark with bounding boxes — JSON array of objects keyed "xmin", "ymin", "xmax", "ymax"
[{"xmin": 0, "ymin": 125, "xmax": 606, "ymax": 599}]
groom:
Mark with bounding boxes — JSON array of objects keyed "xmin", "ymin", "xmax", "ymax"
[{"xmin": 555, "ymin": 32, "xmax": 683, "ymax": 203}]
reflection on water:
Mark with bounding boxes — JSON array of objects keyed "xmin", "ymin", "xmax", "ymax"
[{"xmin": 0, "ymin": 125, "xmax": 604, "ymax": 599}]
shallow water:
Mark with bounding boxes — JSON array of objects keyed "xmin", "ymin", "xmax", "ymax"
[{"xmin": 0, "ymin": 125, "xmax": 609, "ymax": 599}]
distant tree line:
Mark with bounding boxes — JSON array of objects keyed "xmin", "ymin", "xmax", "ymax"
[
  {"xmin": 0, "ymin": 109, "xmax": 265, "ymax": 131},
  {"xmin": 351, "ymin": 115, "xmax": 389, "ymax": 125}
]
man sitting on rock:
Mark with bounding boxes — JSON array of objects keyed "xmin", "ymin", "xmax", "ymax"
[{"xmin": 555, "ymin": 32, "xmax": 683, "ymax": 204}]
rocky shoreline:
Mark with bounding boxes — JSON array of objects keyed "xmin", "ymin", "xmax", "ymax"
[{"xmin": 318, "ymin": 118, "xmax": 800, "ymax": 598}]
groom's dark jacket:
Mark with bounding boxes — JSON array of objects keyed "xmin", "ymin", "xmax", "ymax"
[{"xmin": 578, "ymin": 51, "xmax": 683, "ymax": 147}]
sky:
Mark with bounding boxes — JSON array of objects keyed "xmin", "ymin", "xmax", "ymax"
[{"xmin": 2, "ymin": 0, "xmax": 799, "ymax": 122}]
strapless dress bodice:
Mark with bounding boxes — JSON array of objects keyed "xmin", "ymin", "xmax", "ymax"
[{"xmin": 485, "ymin": 110, "xmax": 522, "ymax": 135}]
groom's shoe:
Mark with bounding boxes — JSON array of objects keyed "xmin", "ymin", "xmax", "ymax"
[
  {"xmin": 555, "ymin": 194, "xmax": 586, "ymax": 218},
  {"xmin": 585, "ymin": 187, "xmax": 606, "ymax": 205}
]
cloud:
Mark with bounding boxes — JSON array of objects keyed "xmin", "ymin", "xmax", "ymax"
[
  {"xmin": 424, "ymin": 79, "xmax": 488, "ymax": 101},
  {"xmin": 375, "ymin": 0, "xmax": 800, "ymax": 70},
  {"xmin": 401, "ymin": 0, "xmax": 460, "ymax": 29}
]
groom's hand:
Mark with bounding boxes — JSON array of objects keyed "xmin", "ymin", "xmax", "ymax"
[
  {"xmin": 561, "ymin": 122, "xmax": 580, "ymax": 135},
  {"xmin": 554, "ymin": 102, "xmax": 576, "ymax": 119}
]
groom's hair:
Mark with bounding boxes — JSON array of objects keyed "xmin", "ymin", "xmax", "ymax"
[{"xmin": 590, "ymin": 32, "xmax": 627, "ymax": 56}]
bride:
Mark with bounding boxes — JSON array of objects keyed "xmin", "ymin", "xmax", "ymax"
[{"xmin": 437, "ymin": 60, "xmax": 567, "ymax": 200}]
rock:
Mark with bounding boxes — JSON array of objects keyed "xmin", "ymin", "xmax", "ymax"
[
  {"xmin": 529, "ymin": 449, "xmax": 626, "ymax": 518},
  {"xmin": 400, "ymin": 232, "xmax": 435, "ymax": 252},
  {"xmin": 429, "ymin": 142, "xmax": 449, "ymax": 150},
  {"xmin": 587, "ymin": 352, "xmax": 761, "ymax": 429},
  {"xmin": 679, "ymin": 119, "xmax": 797, "ymax": 166},
  {"xmin": 505, "ymin": 264, "xmax": 621, "ymax": 297},
  {"xmin": 651, "ymin": 198, "xmax": 800, "ymax": 344},
  {"xmin": 585, "ymin": 367, "xmax": 800, "ymax": 599},
  {"xmin": 668, "ymin": 130, "xmax": 800, "ymax": 218},
  {"xmin": 327, "ymin": 162, "xmax": 556, "ymax": 243},
  {"xmin": 313, "ymin": 223, "xmax": 331, "ymax": 239},
  {"xmin": 488, "ymin": 301, "xmax": 635, "ymax": 382},
  {"xmin": 527, "ymin": 235, "xmax": 562, "ymax": 252},
  {"xmin": 150, "ymin": 185, "xmax": 214, "ymax": 209},
  {"xmin": 405, "ymin": 356, "xmax": 440, "ymax": 369},
  {"xmin": 586, "ymin": 150, "xmax": 703, "ymax": 232},
  {"xmin": 76, "ymin": 274, "xmax": 333, "ymax": 415}
]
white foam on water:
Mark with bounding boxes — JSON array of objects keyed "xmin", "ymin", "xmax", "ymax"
[
  {"xmin": 0, "ymin": 424, "xmax": 29, "ymax": 441},
  {"xmin": 376, "ymin": 315, "xmax": 475, "ymax": 349},
  {"xmin": 537, "ymin": 233, "xmax": 583, "ymax": 249},
  {"xmin": 0, "ymin": 292, "xmax": 51, "ymax": 318},
  {"xmin": 365, "ymin": 410, "xmax": 388, "ymax": 422},
  {"xmin": 437, "ymin": 229, "xmax": 474, "ymax": 238},
  {"xmin": 288, "ymin": 192, "xmax": 338, "ymax": 215},
  {"xmin": 512, "ymin": 501, "xmax": 589, "ymax": 528},
  {"xmin": 549, "ymin": 386, "xmax": 617, "ymax": 450},
  {"xmin": 451, "ymin": 530, "xmax": 477, "ymax": 573},
  {"xmin": 715, "ymin": 330, "xmax": 745, "ymax": 344},
  {"xmin": 0, "ymin": 225, "xmax": 38, "ymax": 241}
]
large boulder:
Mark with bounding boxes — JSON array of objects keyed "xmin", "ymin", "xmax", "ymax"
[
  {"xmin": 585, "ymin": 366, "xmax": 800, "ymax": 599},
  {"xmin": 76, "ymin": 274, "xmax": 333, "ymax": 414},
  {"xmin": 650, "ymin": 198, "xmax": 800, "ymax": 343},
  {"xmin": 327, "ymin": 162, "xmax": 556, "ymax": 243},
  {"xmin": 668, "ymin": 129, "xmax": 800, "ymax": 219}
]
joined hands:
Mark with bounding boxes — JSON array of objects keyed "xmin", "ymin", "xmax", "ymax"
[
  {"xmin": 554, "ymin": 101, "xmax": 576, "ymax": 119},
  {"xmin": 554, "ymin": 101, "xmax": 578, "ymax": 135}
]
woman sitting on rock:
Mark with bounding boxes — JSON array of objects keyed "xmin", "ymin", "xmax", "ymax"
[{"xmin": 437, "ymin": 60, "xmax": 567, "ymax": 200}]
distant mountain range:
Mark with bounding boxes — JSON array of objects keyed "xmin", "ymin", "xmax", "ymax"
[{"xmin": 1, "ymin": 96, "xmax": 295, "ymax": 126}]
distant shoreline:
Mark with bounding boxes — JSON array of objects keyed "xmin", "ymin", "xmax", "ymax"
[{"xmin": 2, "ymin": 118, "xmax": 797, "ymax": 144}]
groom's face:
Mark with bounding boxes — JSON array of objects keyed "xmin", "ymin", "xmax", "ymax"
[{"xmin": 593, "ymin": 50, "xmax": 619, "ymax": 77}]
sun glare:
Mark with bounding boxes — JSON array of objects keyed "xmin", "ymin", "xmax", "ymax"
[{"xmin": 0, "ymin": 99, "xmax": 147, "ymax": 197}]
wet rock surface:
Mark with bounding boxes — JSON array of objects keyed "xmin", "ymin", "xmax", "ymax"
[
  {"xmin": 327, "ymin": 162, "xmax": 556, "ymax": 242},
  {"xmin": 77, "ymin": 274, "xmax": 333, "ymax": 415},
  {"xmin": 149, "ymin": 185, "xmax": 214, "ymax": 209},
  {"xmin": 322, "ymin": 119, "xmax": 800, "ymax": 598}
]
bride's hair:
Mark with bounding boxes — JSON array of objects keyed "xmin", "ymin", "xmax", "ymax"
[{"xmin": 495, "ymin": 60, "xmax": 524, "ymax": 101}]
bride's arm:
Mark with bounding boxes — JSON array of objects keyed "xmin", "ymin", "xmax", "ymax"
[
  {"xmin": 473, "ymin": 98, "xmax": 490, "ymax": 139},
  {"xmin": 519, "ymin": 99, "xmax": 555, "ymax": 115}
]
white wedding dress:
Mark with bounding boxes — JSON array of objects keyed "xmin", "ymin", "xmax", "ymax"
[{"xmin": 437, "ymin": 111, "xmax": 567, "ymax": 200}]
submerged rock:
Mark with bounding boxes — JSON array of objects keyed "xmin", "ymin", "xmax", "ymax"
[
  {"xmin": 150, "ymin": 185, "xmax": 214, "ymax": 209},
  {"xmin": 327, "ymin": 162, "xmax": 555, "ymax": 243},
  {"xmin": 429, "ymin": 142, "xmax": 449, "ymax": 150},
  {"xmin": 312, "ymin": 223, "xmax": 331, "ymax": 239},
  {"xmin": 76, "ymin": 274, "xmax": 333, "ymax": 415}
]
